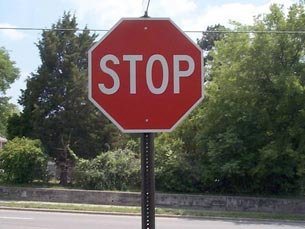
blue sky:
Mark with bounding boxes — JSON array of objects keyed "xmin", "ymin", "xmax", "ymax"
[{"xmin": 0, "ymin": 0, "xmax": 297, "ymax": 108}]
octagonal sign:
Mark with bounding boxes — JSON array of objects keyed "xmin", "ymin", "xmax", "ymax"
[{"xmin": 88, "ymin": 18, "xmax": 203, "ymax": 133}]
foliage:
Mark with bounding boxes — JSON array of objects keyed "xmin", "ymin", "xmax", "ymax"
[
  {"xmin": 0, "ymin": 98, "xmax": 19, "ymax": 137},
  {"xmin": 4, "ymin": 4, "xmax": 305, "ymax": 196},
  {"xmin": 0, "ymin": 47, "xmax": 20, "ymax": 136},
  {"xmin": 0, "ymin": 137, "xmax": 47, "ymax": 183},
  {"xmin": 0, "ymin": 47, "xmax": 19, "ymax": 94},
  {"xmin": 153, "ymin": 3, "xmax": 305, "ymax": 195},
  {"xmin": 7, "ymin": 12, "xmax": 120, "ymax": 185},
  {"xmin": 195, "ymin": 3, "xmax": 305, "ymax": 194},
  {"xmin": 197, "ymin": 24, "xmax": 227, "ymax": 67},
  {"xmin": 73, "ymin": 148, "xmax": 140, "ymax": 191},
  {"xmin": 155, "ymin": 133, "xmax": 198, "ymax": 192},
  {"xmin": 197, "ymin": 24, "xmax": 227, "ymax": 51}
]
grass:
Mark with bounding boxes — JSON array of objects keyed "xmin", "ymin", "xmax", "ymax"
[
  {"xmin": 0, "ymin": 201, "xmax": 140, "ymax": 214},
  {"xmin": 0, "ymin": 201, "xmax": 305, "ymax": 222},
  {"xmin": 0, "ymin": 182, "xmax": 304, "ymax": 221}
]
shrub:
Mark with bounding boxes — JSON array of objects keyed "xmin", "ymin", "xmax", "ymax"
[
  {"xmin": 73, "ymin": 148, "xmax": 140, "ymax": 191},
  {"xmin": 154, "ymin": 133, "xmax": 195, "ymax": 192},
  {"xmin": 0, "ymin": 137, "xmax": 47, "ymax": 183}
]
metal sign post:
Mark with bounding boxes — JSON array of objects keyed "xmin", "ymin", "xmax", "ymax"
[
  {"xmin": 88, "ymin": 14, "xmax": 203, "ymax": 229},
  {"xmin": 141, "ymin": 133, "xmax": 155, "ymax": 229}
]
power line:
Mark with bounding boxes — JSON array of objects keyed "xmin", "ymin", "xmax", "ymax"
[
  {"xmin": 1, "ymin": 26, "xmax": 305, "ymax": 34},
  {"xmin": 183, "ymin": 30, "xmax": 305, "ymax": 34},
  {"xmin": 0, "ymin": 27, "xmax": 109, "ymax": 32}
]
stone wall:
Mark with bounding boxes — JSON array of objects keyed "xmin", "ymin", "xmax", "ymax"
[
  {"xmin": 0, "ymin": 186, "xmax": 140, "ymax": 206},
  {"xmin": 0, "ymin": 186, "xmax": 304, "ymax": 214},
  {"xmin": 156, "ymin": 193, "xmax": 305, "ymax": 214}
]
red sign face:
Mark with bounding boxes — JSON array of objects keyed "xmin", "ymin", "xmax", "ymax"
[{"xmin": 88, "ymin": 18, "xmax": 203, "ymax": 133}]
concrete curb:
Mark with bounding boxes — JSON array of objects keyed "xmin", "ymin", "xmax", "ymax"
[{"xmin": 1, "ymin": 205, "xmax": 305, "ymax": 225}]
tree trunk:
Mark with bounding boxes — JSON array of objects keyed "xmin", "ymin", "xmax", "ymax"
[
  {"xmin": 59, "ymin": 162, "xmax": 68, "ymax": 185},
  {"xmin": 58, "ymin": 138, "xmax": 69, "ymax": 186}
]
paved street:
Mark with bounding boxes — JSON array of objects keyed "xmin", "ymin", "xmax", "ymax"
[{"xmin": 0, "ymin": 209, "xmax": 304, "ymax": 229}]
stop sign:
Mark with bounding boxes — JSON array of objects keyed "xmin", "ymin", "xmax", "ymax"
[{"xmin": 88, "ymin": 18, "xmax": 203, "ymax": 133}]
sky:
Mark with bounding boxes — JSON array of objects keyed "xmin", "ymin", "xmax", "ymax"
[{"xmin": 0, "ymin": 0, "xmax": 298, "ymax": 109}]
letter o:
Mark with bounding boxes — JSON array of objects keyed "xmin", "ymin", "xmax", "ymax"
[{"xmin": 146, "ymin": 54, "xmax": 169, "ymax": 94}]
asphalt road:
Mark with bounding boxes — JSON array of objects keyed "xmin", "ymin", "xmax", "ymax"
[{"xmin": 0, "ymin": 209, "xmax": 305, "ymax": 229}]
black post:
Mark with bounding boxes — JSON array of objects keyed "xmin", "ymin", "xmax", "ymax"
[{"xmin": 141, "ymin": 133, "xmax": 155, "ymax": 229}]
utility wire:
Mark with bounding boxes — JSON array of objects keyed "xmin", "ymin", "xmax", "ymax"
[
  {"xmin": 1, "ymin": 26, "xmax": 305, "ymax": 34},
  {"xmin": 185, "ymin": 30, "xmax": 305, "ymax": 34},
  {"xmin": 0, "ymin": 27, "xmax": 109, "ymax": 32}
]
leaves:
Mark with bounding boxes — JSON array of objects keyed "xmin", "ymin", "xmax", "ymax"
[
  {"xmin": 73, "ymin": 149, "xmax": 140, "ymax": 190},
  {"xmin": 9, "ymin": 12, "xmax": 118, "ymax": 160},
  {"xmin": 0, "ymin": 97, "xmax": 18, "ymax": 136},
  {"xmin": 0, "ymin": 48, "xmax": 19, "ymax": 94},
  {"xmin": 0, "ymin": 137, "xmax": 47, "ymax": 183},
  {"xmin": 196, "ymin": 3, "xmax": 305, "ymax": 194},
  {"xmin": 0, "ymin": 47, "xmax": 20, "ymax": 136}
]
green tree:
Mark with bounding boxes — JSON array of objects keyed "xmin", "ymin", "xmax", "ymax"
[
  {"xmin": 0, "ymin": 47, "xmax": 20, "ymax": 136},
  {"xmin": 197, "ymin": 3, "xmax": 305, "ymax": 194},
  {"xmin": 152, "ymin": 25, "xmax": 228, "ymax": 193},
  {"xmin": 0, "ymin": 47, "xmax": 19, "ymax": 93},
  {"xmin": 0, "ymin": 98, "xmax": 19, "ymax": 137},
  {"xmin": 0, "ymin": 137, "xmax": 47, "ymax": 183},
  {"xmin": 197, "ymin": 24, "xmax": 227, "ymax": 52},
  {"xmin": 197, "ymin": 24, "xmax": 227, "ymax": 66},
  {"xmin": 8, "ymin": 12, "xmax": 119, "ymax": 185}
]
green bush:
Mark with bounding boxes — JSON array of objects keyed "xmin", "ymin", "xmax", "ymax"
[
  {"xmin": 154, "ymin": 133, "xmax": 199, "ymax": 192},
  {"xmin": 0, "ymin": 137, "xmax": 47, "ymax": 183},
  {"xmin": 73, "ymin": 149, "xmax": 140, "ymax": 191}
]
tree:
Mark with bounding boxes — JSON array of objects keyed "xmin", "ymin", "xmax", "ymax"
[
  {"xmin": 152, "ymin": 25, "xmax": 228, "ymax": 193},
  {"xmin": 0, "ymin": 47, "xmax": 20, "ymax": 136},
  {"xmin": 197, "ymin": 24, "xmax": 226, "ymax": 51},
  {"xmin": 196, "ymin": 3, "xmax": 305, "ymax": 194},
  {"xmin": 9, "ymin": 12, "xmax": 120, "ymax": 185},
  {"xmin": 0, "ymin": 47, "xmax": 19, "ymax": 94},
  {"xmin": 0, "ymin": 98, "xmax": 19, "ymax": 137},
  {"xmin": 197, "ymin": 24, "xmax": 227, "ymax": 67},
  {"xmin": 0, "ymin": 137, "xmax": 47, "ymax": 183}
]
